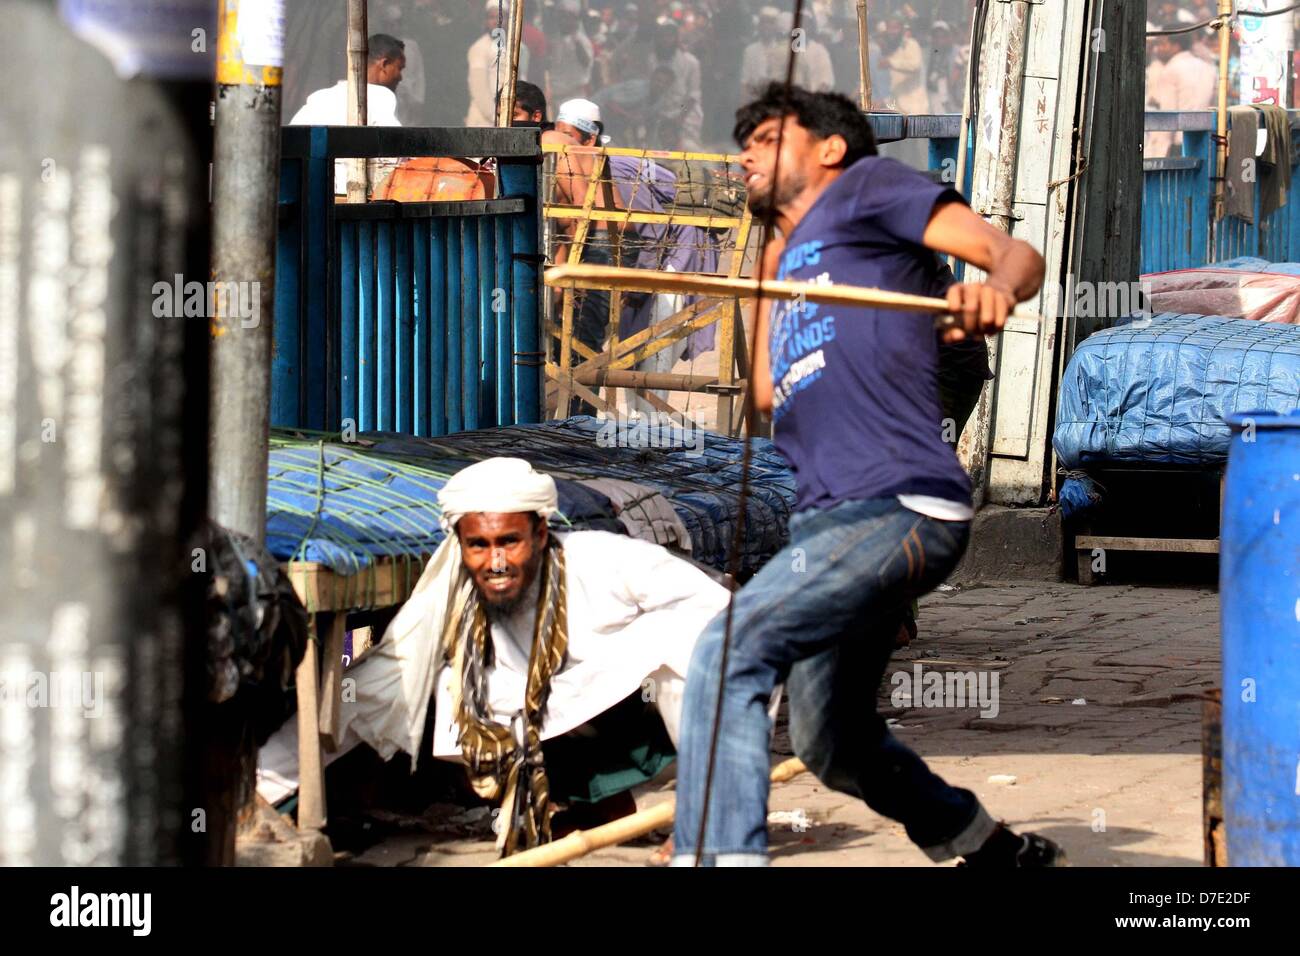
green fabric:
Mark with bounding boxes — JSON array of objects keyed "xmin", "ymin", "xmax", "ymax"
[{"xmin": 540, "ymin": 692, "xmax": 676, "ymax": 805}]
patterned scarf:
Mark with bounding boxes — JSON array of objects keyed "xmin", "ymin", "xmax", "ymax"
[{"xmin": 444, "ymin": 538, "xmax": 568, "ymax": 857}]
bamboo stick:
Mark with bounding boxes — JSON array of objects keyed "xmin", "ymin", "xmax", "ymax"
[
  {"xmin": 856, "ymin": 1, "xmax": 873, "ymax": 111},
  {"xmin": 345, "ymin": 0, "xmax": 368, "ymax": 203},
  {"xmin": 495, "ymin": 0, "xmax": 525, "ymax": 127},
  {"xmin": 547, "ymin": 264, "xmax": 1049, "ymax": 330},
  {"xmin": 489, "ymin": 758, "xmax": 808, "ymax": 868},
  {"xmin": 547, "ymin": 263, "xmax": 952, "ymax": 314}
]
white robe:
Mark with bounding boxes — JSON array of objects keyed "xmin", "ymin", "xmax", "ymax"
[
  {"xmin": 465, "ymin": 32, "xmax": 531, "ymax": 127},
  {"xmin": 288, "ymin": 81, "xmax": 402, "ymax": 194},
  {"xmin": 257, "ymin": 530, "xmax": 728, "ymax": 803}
]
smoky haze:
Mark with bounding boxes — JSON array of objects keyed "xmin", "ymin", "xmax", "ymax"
[{"xmin": 282, "ymin": 0, "xmax": 976, "ymax": 165}]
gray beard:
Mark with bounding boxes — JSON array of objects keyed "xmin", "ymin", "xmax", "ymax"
[{"xmin": 481, "ymin": 573, "xmax": 541, "ymax": 623}]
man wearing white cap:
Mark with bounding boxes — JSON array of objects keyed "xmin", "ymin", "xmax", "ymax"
[
  {"xmin": 467, "ymin": 1, "xmax": 532, "ymax": 127},
  {"xmin": 258, "ymin": 457, "xmax": 728, "ymax": 857},
  {"xmin": 554, "ymin": 96, "xmax": 606, "ymax": 145}
]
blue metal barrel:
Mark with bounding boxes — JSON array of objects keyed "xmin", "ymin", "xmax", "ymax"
[{"xmin": 1222, "ymin": 410, "xmax": 1300, "ymax": 865}]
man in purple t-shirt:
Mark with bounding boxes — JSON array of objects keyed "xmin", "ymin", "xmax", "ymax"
[{"xmin": 672, "ymin": 84, "xmax": 1064, "ymax": 867}]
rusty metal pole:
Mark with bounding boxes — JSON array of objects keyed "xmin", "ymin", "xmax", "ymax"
[
  {"xmin": 211, "ymin": 0, "xmax": 282, "ymax": 546},
  {"xmin": 856, "ymin": 0, "xmax": 872, "ymax": 110},
  {"xmin": 211, "ymin": 0, "xmax": 285, "ymax": 863},
  {"xmin": 346, "ymin": 0, "xmax": 369, "ymax": 203},
  {"xmin": 962, "ymin": 0, "xmax": 1030, "ymax": 510},
  {"xmin": 1211, "ymin": 0, "xmax": 1232, "ymax": 256}
]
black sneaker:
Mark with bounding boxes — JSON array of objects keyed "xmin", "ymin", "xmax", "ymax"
[{"xmin": 958, "ymin": 826, "xmax": 1068, "ymax": 867}]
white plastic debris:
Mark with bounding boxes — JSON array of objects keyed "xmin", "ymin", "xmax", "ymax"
[
  {"xmin": 987, "ymin": 774, "xmax": 1017, "ymax": 786},
  {"xmin": 1072, "ymin": 698, "xmax": 1087, "ymax": 705},
  {"xmin": 767, "ymin": 810, "xmax": 816, "ymax": 829}
]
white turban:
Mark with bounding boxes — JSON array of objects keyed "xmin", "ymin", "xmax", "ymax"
[{"xmin": 437, "ymin": 457, "xmax": 558, "ymax": 532}]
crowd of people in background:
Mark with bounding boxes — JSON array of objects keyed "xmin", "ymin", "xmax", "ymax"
[
  {"xmin": 1142, "ymin": 2, "xmax": 1300, "ymax": 157},
  {"xmin": 1144, "ymin": 2, "xmax": 1219, "ymax": 157},
  {"xmin": 281, "ymin": 1, "xmax": 1300, "ymax": 160},
  {"xmin": 283, "ymin": 0, "xmax": 977, "ymax": 153}
]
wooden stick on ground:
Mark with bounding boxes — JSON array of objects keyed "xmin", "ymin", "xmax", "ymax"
[{"xmin": 489, "ymin": 757, "xmax": 808, "ymax": 868}]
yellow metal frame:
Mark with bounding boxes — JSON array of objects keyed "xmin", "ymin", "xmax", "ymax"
[{"xmin": 542, "ymin": 143, "xmax": 754, "ymax": 434}]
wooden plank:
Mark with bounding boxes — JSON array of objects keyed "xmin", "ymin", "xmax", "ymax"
[
  {"xmin": 717, "ymin": 207, "xmax": 754, "ymax": 434},
  {"xmin": 606, "ymin": 304, "xmax": 736, "ymax": 372},
  {"xmin": 295, "ymin": 625, "xmax": 326, "ymax": 831},
  {"xmin": 556, "ymin": 152, "xmax": 609, "ymax": 415},
  {"xmin": 542, "ymin": 142, "xmax": 740, "ymax": 164},
  {"xmin": 598, "ymin": 299, "xmax": 730, "ymax": 368},
  {"xmin": 545, "ymin": 206, "xmax": 745, "ymax": 230},
  {"xmin": 548, "ymin": 300, "xmax": 733, "ymax": 397},
  {"xmin": 318, "ymin": 613, "xmax": 348, "ymax": 752},
  {"xmin": 1075, "ymin": 535, "xmax": 1220, "ymax": 555},
  {"xmin": 287, "ymin": 557, "xmax": 428, "ymax": 614}
]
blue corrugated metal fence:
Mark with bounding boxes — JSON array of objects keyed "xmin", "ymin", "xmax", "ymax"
[
  {"xmin": 870, "ymin": 111, "xmax": 1300, "ymax": 275},
  {"xmin": 274, "ymin": 126, "xmax": 543, "ymax": 436}
]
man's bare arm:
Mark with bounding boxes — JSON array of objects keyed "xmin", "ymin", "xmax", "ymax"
[{"xmin": 921, "ymin": 200, "xmax": 1046, "ymax": 343}]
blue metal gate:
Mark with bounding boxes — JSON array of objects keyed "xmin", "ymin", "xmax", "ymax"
[{"xmin": 273, "ymin": 126, "xmax": 543, "ymax": 436}]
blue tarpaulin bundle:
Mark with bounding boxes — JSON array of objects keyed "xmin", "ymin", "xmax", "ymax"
[
  {"xmin": 1056, "ymin": 472, "xmax": 1106, "ymax": 521},
  {"xmin": 1053, "ymin": 313, "xmax": 1300, "ymax": 468},
  {"xmin": 266, "ymin": 417, "xmax": 797, "ymax": 578},
  {"xmin": 363, "ymin": 417, "xmax": 798, "ymax": 577},
  {"xmin": 265, "ymin": 438, "xmax": 624, "ymax": 575},
  {"xmin": 1212, "ymin": 257, "xmax": 1300, "ymax": 276}
]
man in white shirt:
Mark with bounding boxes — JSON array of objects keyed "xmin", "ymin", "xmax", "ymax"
[
  {"xmin": 467, "ymin": 0, "xmax": 531, "ymax": 127},
  {"xmin": 741, "ymin": 5, "xmax": 835, "ymax": 97},
  {"xmin": 258, "ymin": 458, "xmax": 729, "ymax": 856},
  {"xmin": 876, "ymin": 18, "xmax": 929, "ymax": 115},
  {"xmin": 644, "ymin": 20, "xmax": 704, "ymax": 151},
  {"xmin": 288, "ymin": 33, "xmax": 407, "ymax": 195},
  {"xmin": 1146, "ymin": 31, "xmax": 1217, "ymax": 157}
]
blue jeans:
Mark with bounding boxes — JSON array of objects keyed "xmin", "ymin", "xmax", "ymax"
[{"xmin": 671, "ymin": 497, "xmax": 997, "ymax": 865}]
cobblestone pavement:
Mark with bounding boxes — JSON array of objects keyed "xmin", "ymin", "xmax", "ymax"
[{"xmin": 342, "ymin": 581, "xmax": 1220, "ymax": 868}]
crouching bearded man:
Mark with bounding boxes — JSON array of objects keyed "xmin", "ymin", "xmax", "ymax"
[{"xmin": 258, "ymin": 457, "xmax": 729, "ymax": 858}]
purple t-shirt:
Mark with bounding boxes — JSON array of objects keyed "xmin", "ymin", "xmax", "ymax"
[{"xmin": 770, "ymin": 155, "xmax": 971, "ymax": 510}]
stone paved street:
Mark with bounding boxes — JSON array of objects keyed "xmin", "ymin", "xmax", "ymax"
[{"xmin": 342, "ymin": 581, "xmax": 1220, "ymax": 867}]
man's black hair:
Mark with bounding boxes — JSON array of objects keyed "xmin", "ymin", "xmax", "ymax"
[
  {"xmin": 368, "ymin": 34, "xmax": 406, "ymax": 63},
  {"xmin": 733, "ymin": 83, "xmax": 877, "ymax": 167},
  {"xmin": 515, "ymin": 80, "xmax": 548, "ymax": 120}
]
